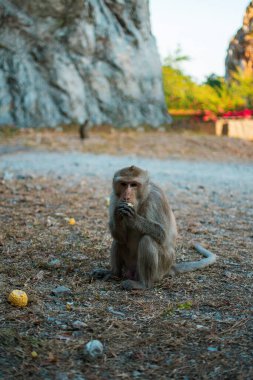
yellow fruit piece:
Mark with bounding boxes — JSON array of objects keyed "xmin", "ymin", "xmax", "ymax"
[
  {"xmin": 105, "ymin": 197, "xmax": 110, "ymax": 207},
  {"xmin": 66, "ymin": 302, "xmax": 73, "ymax": 311},
  {"xmin": 31, "ymin": 351, "xmax": 38, "ymax": 359},
  {"xmin": 68, "ymin": 218, "xmax": 76, "ymax": 225},
  {"xmin": 8, "ymin": 289, "xmax": 28, "ymax": 307}
]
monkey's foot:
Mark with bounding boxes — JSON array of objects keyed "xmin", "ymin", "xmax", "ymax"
[
  {"xmin": 121, "ymin": 279, "xmax": 145, "ymax": 290},
  {"xmin": 91, "ymin": 269, "xmax": 112, "ymax": 280}
]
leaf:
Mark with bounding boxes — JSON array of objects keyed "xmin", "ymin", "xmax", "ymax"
[{"xmin": 177, "ymin": 301, "xmax": 193, "ymax": 310}]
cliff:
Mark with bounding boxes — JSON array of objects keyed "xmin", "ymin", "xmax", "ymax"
[
  {"xmin": 0, "ymin": 0, "xmax": 168, "ymax": 128},
  {"xmin": 225, "ymin": 1, "xmax": 253, "ymax": 79}
]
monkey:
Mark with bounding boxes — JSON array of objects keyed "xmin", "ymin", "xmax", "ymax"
[
  {"xmin": 92, "ymin": 165, "xmax": 217, "ymax": 290},
  {"xmin": 79, "ymin": 120, "xmax": 90, "ymax": 139}
]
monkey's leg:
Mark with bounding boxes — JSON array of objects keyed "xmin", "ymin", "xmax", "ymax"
[
  {"xmin": 110, "ymin": 240, "xmax": 124, "ymax": 278},
  {"xmin": 92, "ymin": 241, "xmax": 124, "ymax": 281},
  {"xmin": 122, "ymin": 235, "xmax": 159, "ymax": 290}
]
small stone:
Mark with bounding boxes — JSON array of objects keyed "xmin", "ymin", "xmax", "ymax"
[
  {"xmin": 147, "ymin": 364, "xmax": 159, "ymax": 369},
  {"xmin": 48, "ymin": 259, "xmax": 61, "ymax": 268},
  {"xmin": 73, "ymin": 375, "xmax": 86, "ymax": 380},
  {"xmin": 46, "ymin": 317, "xmax": 56, "ymax": 323},
  {"xmin": 72, "ymin": 320, "xmax": 86, "ymax": 330},
  {"xmin": 207, "ymin": 346, "xmax": 218, "ymax": 352},
  {"xmin": 55, "ymin": 373, "xmax": 69, "ymax": 380},
  {"xmin": 107, "ymin": 306, "xmax": 125, "ymax": 317},
  {"xmin": 132, "ymin": 371, "xmax": 142, "ymax": 378},
  {"xmin": 72, "ymin": 254, "xmax": 88, "ymax": 261},
  {"xmin": 51, "ymin": 286, "xmax": 71, "ymax": 296},
  {"xmin": 46, "ymin": 216, "xmax": 57, "ymax": 227},
  {"xmin": 196, "ymin": 324, "xmax": 207, "ymax": 330},
  {"xmin": 84, "ymin": 340, "xmax": 103, "ymax": 359}
]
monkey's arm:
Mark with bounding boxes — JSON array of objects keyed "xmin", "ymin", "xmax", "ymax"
[
  {"xmin": 134, "ymin": 215, "xmax": 166, "ymax": 244},
  {"xmin": 118, "ymin": 203, "xmax": 165, "ymax": 244},
  {"xmin": 109, "ymin": 219, "xmax": 128, "ymax": 243}
]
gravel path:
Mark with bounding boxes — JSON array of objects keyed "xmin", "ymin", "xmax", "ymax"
[
  {"xmin": 0, "ymin": 151, "xmax": 252, "ymax": 195},
  {"xmin": 0, "ymin": 151, "xmax": 252, "ymax": 380}
]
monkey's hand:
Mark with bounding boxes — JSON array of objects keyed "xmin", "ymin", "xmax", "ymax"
[
  {"xmin": 114, "ymin": 202, "xmax": 132, "ymax": 220},
  {"xmin": 117, "ymin": 201, "xmax": 136, "ymax": 223}
]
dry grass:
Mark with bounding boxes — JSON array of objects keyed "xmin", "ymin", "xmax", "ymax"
[{"xmin": 0, "ymin": 128, "xmax": 252, "ymax": 379}]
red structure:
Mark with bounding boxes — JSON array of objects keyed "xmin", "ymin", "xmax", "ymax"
[{"xmin": 221, "ymin": 109, "xmax": 253, "ymax": 119}]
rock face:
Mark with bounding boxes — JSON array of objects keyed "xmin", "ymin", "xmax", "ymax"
[
  {"xmin": 226, "ymin": 1, "xmax": 253, "ymax": 79},
  {"xmin": 0, "ymin": 0, "xmax": 169, "ymax": 128}
]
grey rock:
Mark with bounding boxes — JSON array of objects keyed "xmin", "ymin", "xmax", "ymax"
[
  {"xmin": 207, "ymin": 346, "xmax": 218, "ymax": 352},
  {"xmin": 107, "ymin": 306, "xmax": 125, "ymax": 317},
  {"xmin": 84, "ymin": 339, "xmax": 103, "ymax": 359},
  {"xmin": 48, "ymin": 258, "xmax": 61, "ymax": 267},
  {"xmin": 0, "ymin": 0, "xmax": 169, "ymax": 128},
  {"xmin": 225, "ymin": 2, "xmax": 253, "ymax": 79},
  {"xmin": 132, "ymin": 371, "xmax": 142, "ymax": 378},
  {"xmin": 72, "ymin": 375, "xmax": 86, "ymax": 380},
  {"xmin": 51, "ymin": 285, "xmax": 71, "ymax": 295},
  {"xmin": 72, "ymin": 320, "xmax": 86, "ymax": 330},
  {"xmin": 55, "ymin": 373, "xmax": 69, "ymax": 380}
]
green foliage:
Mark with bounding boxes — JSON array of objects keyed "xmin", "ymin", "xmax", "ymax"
[
  {"xmin": 205, "ymin": 73, "xmax": 223, "ymax": 90},
  {"xmin": 163, "ymin": 45, "xmax": 191, "ymax": 69},
  {"xmin": 228, "ymin": 70, "xmax": 253, "ymax": 108},
  {"xmin": 177, "ymin": 301, "xmax": 193, "ymax": 310},
  {"xmin": 161, "ymin": 301, "xmax": 193, "ymax": 319},
  {"xmin": 162, "ymin": 57, "xmax": 253, "ymax": 113}
]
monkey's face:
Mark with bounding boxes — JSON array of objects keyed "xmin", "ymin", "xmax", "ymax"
[{"xmin": 115, "ymin": 180, "xmax": 141, "ymax": 207}]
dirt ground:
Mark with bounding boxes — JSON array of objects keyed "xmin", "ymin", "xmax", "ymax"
[
  {"xmin": 0, "ymin": 128, "xmax": 252, "ymax": 380},
  {"xmin": 1, "ymin": 126, "xmax": 253, "ymax": 162}
]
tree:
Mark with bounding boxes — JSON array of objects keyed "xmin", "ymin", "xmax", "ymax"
[{"xmin": 163, "ymin": 45, "xmax": 190, "ymax": 70}]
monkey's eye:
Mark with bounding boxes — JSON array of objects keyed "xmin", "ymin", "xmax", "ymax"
[
  {"xmin": 120, "ymin": 182, "xmax": 127, "ymax": 187},
  {"xmin": 130, "ymin": 183, "xmax": 138, "ymax": 188}
]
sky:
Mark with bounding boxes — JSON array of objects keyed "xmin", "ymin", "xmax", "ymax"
[{"xmin": 149, "ymin": 0, "xmax": 250, "ymax": 83}]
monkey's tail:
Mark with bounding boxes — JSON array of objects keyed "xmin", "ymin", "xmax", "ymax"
[{"xmin": 173, "ymin": 243, "xmax": 217, "ymax": 273}]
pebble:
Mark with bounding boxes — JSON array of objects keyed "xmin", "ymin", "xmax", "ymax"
[
  {"xmin": 107, "ymin": 306, "xmax": 125, "ymax": 317},
  {"xmin": 196, "ymin": 324, "xmax": 208, "ymax": 330},
  {"xmin": 207, "ymin": 346, "xmax": 218, "ymax": 352},
  {"xmin": 55, "ymin": 373, "xmax": 69, "ymax": 380},
  {"xmin": 48, "ymin": 258, "xmax": 61, "ymax": 268},
  {"xmin": 132, "ymin": 371, "xmax": 142, "ymax": 378},
  {"xmin": 51, "ymin": 286, "xmax": 72, "ymax": 296},
  {"xmin": 84, "ymin": 340, "xmax": 103, "ymax": 359},
  {"xmin": 72, "ymin": 375, "xmax": 86, "ymax": 380},
  {"xmin": 72, "ymin": 320, "xmax": 86, "ymax": 330}
]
